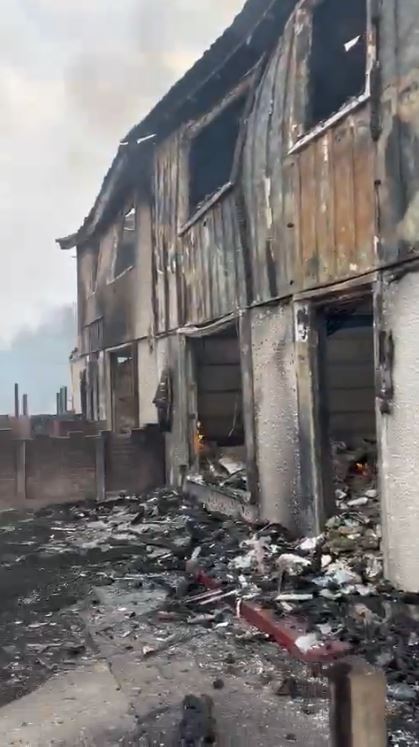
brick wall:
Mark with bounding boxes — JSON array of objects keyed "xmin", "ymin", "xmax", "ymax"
[
  {"xmin": 0, "ymin": 431, "xmax": 16, "ymax": 504},
  {"xmin": 0, "ymin": 428, "xmax": 165, "ymax": 508},
  {"xmin": 106, "ymin": 428, "xmax": 165, "ymax": 495},
  {"xmin": 26, "ymin": 434, "xmax": 97, "ymax": 504}
]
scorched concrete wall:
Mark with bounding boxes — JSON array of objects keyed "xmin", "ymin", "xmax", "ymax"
[
  {"xmin": 251, "ymin": 302, "xmax": 300, "ymax": 531},
  {"xmin": 378, "ymin": 270, "xmax": 419, "ymax": 592}
]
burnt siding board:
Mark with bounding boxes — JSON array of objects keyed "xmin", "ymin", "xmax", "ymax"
[
  {"xmin": 292, "ymin": 112, "xmax": 376, "ymax": 290},
  {"xmin": 243, "ymin": 16, "xmax": 297, "ymax": 302},
  {"xmin": 241, "ymin": 8, "xmax": 380, "ymax": 301},
  {"xmin": 79, "ymin": 251, "xmax": 135, "ymax": 354},
  {"xmin": 155, "ymin": 130, "xmax": 243, "ymax": 330},
  {"xmin": 379, "ymin": 0, "xmax": 419, "ymax": 265}
]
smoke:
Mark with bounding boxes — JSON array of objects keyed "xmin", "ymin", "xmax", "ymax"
[
  {"xmin": 0, "ymin": 305, "xmax": 76, "ymax": 414},
  {"xmin": 0, "ymin": 0, "xmax": 244, "ymax": 343}
]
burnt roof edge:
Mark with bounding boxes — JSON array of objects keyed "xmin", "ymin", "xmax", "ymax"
[{"xmin": 56, "ymin": 0, "xmax": 296, "ymax": 251}]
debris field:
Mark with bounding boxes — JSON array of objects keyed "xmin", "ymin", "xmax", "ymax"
[{"xmin": 0, "ymin": 453, "xmax": 418, "ymax": 743}]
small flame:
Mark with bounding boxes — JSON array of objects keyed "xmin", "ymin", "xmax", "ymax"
[
  {"xmin": 195, "ymin": 421, "xmax": 206, "ymax": 454},
  {"xmin": 353, "ymin": 461, "xmax": 370, "ymax": 478}
]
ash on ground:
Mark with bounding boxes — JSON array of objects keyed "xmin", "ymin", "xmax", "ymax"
[{"xmin": 0, "ymin": 449, "xmax": 417, "ymax": 744}]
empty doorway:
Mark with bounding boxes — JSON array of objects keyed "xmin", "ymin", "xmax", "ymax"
[{"xmin": 110, "ymin": 346, "xmax": 139, "ymax": 434}]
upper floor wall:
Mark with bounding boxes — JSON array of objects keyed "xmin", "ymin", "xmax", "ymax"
[
  {"xmin": 152, "ymin": 75, "xmax": 255, "ymax": 335},
  {"xmin": 243, "ymin": 0, "xmax": 419, "ymax": 304},
  {"xmin": 77, "ymin": 0, "xmax": 419, "ymax": 344},
  {"xmin": 77, "ymin": 192, "xmax": 154, "ymax": 356},
  {"xmin": 378, "ymin": 0, "xmax": 419, "ymax": 262},
  {"xmin": 242, "ymin": 0, "xmax": 379, "ymax": 303},
  {"xmin": 152, "ymin": 0, "xmax": 384, "ymax": 328}
]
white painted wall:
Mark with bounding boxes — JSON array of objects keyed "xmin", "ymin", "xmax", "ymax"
[{"xmin": 379, "ymin": 271, "xmax": 419, "ymax": 591}]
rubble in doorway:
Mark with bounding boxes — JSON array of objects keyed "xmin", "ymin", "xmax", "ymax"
[{"xmin": 189, "ymin": 442, "xmax": 249, "ymax": 497}]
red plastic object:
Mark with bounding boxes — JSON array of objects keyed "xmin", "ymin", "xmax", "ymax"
[{"xmin": 196, "ymin": 569, "xmax": 351, "ymax": 664}]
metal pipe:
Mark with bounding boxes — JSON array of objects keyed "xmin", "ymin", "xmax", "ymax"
[{"xmin": 14, "ymin": 383, "xmax": 19, "ymax": 418}]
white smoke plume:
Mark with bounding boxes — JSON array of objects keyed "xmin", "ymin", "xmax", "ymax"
[{"xmin": 0, "ymin": 0, "xmax": 244, "ymax": 343}]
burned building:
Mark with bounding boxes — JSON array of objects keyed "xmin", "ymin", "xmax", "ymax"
[{"xmin": 58, "ymin": 0, "xmax": 419, "ymax": 592}]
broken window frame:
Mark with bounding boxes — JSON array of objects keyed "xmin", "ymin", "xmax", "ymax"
[
  {"xmin": 108, "ymin": 203, "xmax": 137, "ymax": 283},
  {"xmin": 179, "ymin": 73, "xmax": 256, "ymax": 235},
  {"xmin": 288, "ymin": 0, "xmax": 377, "ymax": 155}
]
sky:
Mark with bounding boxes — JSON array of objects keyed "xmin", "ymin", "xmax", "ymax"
[{"xmin": 0, "ymin": 0, "xmax": 244, "ymax": 345}]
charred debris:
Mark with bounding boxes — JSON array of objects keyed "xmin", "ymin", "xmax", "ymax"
[{"xmin": 26, "ymin": 478, "xmax": 418, "ymax": 742}]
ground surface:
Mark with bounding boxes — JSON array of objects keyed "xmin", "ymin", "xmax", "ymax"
[{"xmin": 0, "ymin": 500, "xmax": 331, "ymax": 746}]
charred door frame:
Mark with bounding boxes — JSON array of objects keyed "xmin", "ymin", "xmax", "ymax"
[
  {"xmin": 294, "ymin": 277, "xmax": 376, "ymax": 533},
  {"xmin": 108, "ymin": 342, "xmax": 139, "ymax": 434},
  {"xmin": 180, "ymin": 313, "xmax": 259, "ymax": 504}
]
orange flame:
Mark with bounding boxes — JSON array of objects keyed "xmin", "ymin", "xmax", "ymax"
[{"xmin": 194, "ymin": 421, "xmax": 206, "ymax": 454}]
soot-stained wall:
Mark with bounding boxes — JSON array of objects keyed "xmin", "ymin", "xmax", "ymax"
[{"xmin": 251, "ymin": 302, "xmax": 300, "ymax": 531}]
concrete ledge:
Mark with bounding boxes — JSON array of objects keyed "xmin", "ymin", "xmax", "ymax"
[{"xmin": 185, "ymin": 477, "xmax": 259, "ymax": 523}]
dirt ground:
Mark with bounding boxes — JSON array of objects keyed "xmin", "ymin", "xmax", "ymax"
[{"xmin": 0, "ymin": 501, "xmax": 331, "ymax": 746}]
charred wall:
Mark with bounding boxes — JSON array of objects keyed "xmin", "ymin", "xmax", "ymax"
[
  {"xmin": 251, "ymin": 302, "xmax": 301, "ymax": 530},
  {"xmin": 378, "ymin": 0, "xmax": 419, "ymax": 264},
  {"xmin": 242, "ymin": 6, "xmax": 377, "ymax": 303},
  {"xmin": 78, "ymin": 194, "xmax": 154, "ymax": 356},
  {"xmin": 79, "ymin": 223, "xmax": 135, "ymax": 354},
  {"xmin": 153, "ymin": 115, "xmax": 246, "ymax": 334},
  {"xmin": 375, "ymin": 269, "xmax": 419, "ymax": 592}
]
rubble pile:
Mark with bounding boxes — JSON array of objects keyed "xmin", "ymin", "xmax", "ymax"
[
  {"xmin": 190, "ymin": 442, "xmax": 249, "ymax": 495},
  {"xmin": 35, "ymin": 458, "xmax": 418, "ymax": 736}
]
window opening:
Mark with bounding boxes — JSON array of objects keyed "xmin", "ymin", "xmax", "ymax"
[
  {"xmin": 110, "ymin": 347, "xmax": 138, "ymax": 434},
  {"xmin": 113, "ymin": 206, "xmax": 136, "ymax": 279},
  {"xmin": 189, "ymin": 95, "xmax": 246, "ymax": 216},
  {"xmin": 307, "ymin": 0, "xmax": 367, "ymax": 130}
]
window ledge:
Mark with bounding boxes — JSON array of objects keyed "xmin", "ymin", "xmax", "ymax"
[
  {"xmin": 178, "ymin": 181, "xmax": 234, "ymax": 237},
  {"xmin": 106, "ymin": 265, "xmax": 134, "ymax": 285},
  {"xmin": 288, "ymin": 92, "xmax": 370, "ymax": 156}
]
